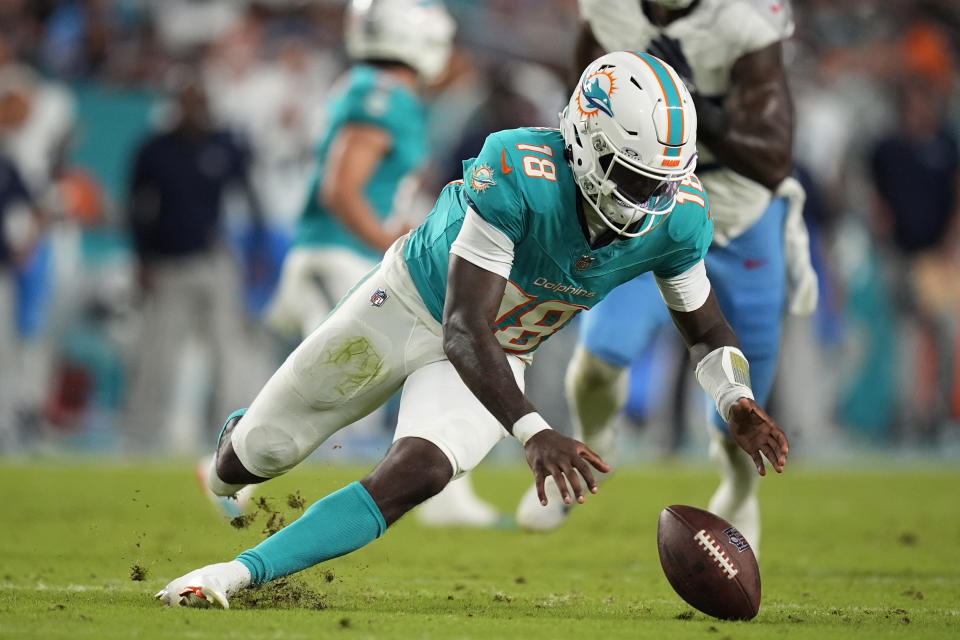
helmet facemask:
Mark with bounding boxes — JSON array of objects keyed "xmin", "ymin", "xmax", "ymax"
[{"xmin": 565, "ymin": 111, "xmax": 692, "ymax": 238}]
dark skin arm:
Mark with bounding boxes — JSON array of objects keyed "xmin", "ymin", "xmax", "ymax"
[
  {"xmin": 698, "ymin": 42, "xmax": 794, "ymax": 189},
  {"xmin": 669, "ymin": 289, "xmax": 789, "ymax": 475},
  {"xmin": 576, "ymin": 18, "xmax": 794, "ymax": 189},
  {"xmin": 442, "ymin": 256, "xmax": 610, "ymax": 505},
  {"xmin": 644, "ymin": 34, "xmax": 793, "ymax": 190}
]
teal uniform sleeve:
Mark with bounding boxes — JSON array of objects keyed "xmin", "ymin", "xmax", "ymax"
[
  {"xmin": 462, "ymin": 131, "xmax": 528, "ymax": 244},
  {"xmin": 652, "ymin": 181, "xmax": 714, "ymax": 278}
]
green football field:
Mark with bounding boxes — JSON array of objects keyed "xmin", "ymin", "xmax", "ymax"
[{"xmin": 1, "ymin": 460, "xmax": 958, "ymax": 639}]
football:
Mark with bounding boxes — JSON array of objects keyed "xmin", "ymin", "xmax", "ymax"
[{"xmin": 657, "ymin": 505, "xmax": 761, "ymax": 620}]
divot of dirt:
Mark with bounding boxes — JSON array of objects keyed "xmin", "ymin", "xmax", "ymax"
[
  {"xmin": 231, "ymin": 578, "xmax": 327, "ymax": 610},
  {"xmin": 230, "ymin": 512, "xmax": 258, "ymax": 529},
  {"xmin": 263, "ymin": 511, "xmax": 287, "ymax": 536},
  {"xmin": 287, "ymin": 491, "xmax": 306, "ymax": 510}
]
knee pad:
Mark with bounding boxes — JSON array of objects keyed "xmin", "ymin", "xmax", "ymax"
[{"xmin": 234, "ymin": 422, "xmax": 303, "ymax": 478}]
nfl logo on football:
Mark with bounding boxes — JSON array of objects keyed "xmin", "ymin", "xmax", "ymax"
[
  {"xmin": 723, "ymin": 526, "xmax": 750, "ymax": 552},
  {"xmin": 370, "ymin": 288, "xmax": 388, "ymax": 307}
]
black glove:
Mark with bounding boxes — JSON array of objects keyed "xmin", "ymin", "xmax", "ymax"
[{"xmin": 646, "ymin": 34, "xmax": 729, "ymax": 141}]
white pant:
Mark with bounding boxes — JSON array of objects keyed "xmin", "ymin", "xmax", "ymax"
[
  {"xmin": 232, "ymin": 237, "xmax": 526, "ymax": 478},
  {"xmin": 265, "ymin": 246, "xmax": 377, "ymax": 338}
]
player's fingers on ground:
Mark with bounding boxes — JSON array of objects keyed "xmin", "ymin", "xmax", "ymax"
[
  {"xmin": 572, "ymin": 456, "xmax": 598, "ymax": 493},
  {"xmin": 761, "ymin": 442, "xmax": 784, "ymax": 473},
  {"xmin": 774, "ymin": 427, "xmax": 790, "ymax": 454},
  {"xmin": 751, "ymin": 449, "xmax": 767, "ymax": 476},
  {"xmin": 551, "ymin": 468, "xmax": 572, "ymax": 504},
  {"xmin": 563, "ymin": 463, "xmax": 584, "ymax": 502},
  {"xmin": 534, "ymin": 470, "xmax": 548, "ymax": 505}
]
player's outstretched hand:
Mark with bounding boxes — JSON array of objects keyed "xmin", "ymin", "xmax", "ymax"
[
  {"xmin": 523, "ymin": 430, "xmax": 610, "ymax": 506},
  {"xmin": 727, "ymin": 397, "xmax": 789, "ymax": 476}
]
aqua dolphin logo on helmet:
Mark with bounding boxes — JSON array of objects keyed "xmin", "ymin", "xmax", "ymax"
[{"xmin": 576, "ymin": 67, "xmax": 617, "ymax": 119}]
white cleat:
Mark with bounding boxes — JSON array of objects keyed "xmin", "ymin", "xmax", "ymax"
[
  {"xmin": 515, "ymin": 476, "xmax": 571, "ymax": 532},
  {"xmin": 196, "ymin": 455, "xmax": 253, "ymax": 521},
  {"xmin": 155, "ymin": 561, "xmax": 251, "ymax": 609},
  {"xmin": 416, "ymin": 474, "xmax": 500, "ymax": 528}
]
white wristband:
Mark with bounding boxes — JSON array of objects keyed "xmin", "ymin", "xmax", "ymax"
[
  {"xmin": 512, "ymin": 412, "xmax": 552, "ymax": 445},
  {"xmin": 694, "ymin": 346, "xmax": 755, "ymax": 421}
]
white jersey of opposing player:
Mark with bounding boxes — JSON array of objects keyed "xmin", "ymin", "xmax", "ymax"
[{"xmin": 579, "ymin": 0, "xmax": 794, "ymax": 243}]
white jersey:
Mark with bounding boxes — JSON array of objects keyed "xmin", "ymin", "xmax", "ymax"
[{"xmin": 579, "ymin": 0, "xmax": 795, "ymax": 243}]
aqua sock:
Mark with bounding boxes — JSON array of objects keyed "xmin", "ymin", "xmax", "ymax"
[{"xmin": 236, "ymin": 481, "xmax": 386, "ymax": 585}]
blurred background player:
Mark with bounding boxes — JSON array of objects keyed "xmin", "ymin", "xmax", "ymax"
[
  {"xmin": 0, "ymin": 151, "xmax": 44, "ymax": 451},
  {"xmin": 260, "ymin": 0, "xmax": 497, "ymax": 527},
  {"xmin": 870, "ymin": 74, "xmax": 960, "ymax": 444},
  {"xmin": 516, "ymin": 0, "xmax": 818, "ymax": 549},
  {"xmin": 125, "ymin": 71, "xmax": 267, "ymax": 454}
]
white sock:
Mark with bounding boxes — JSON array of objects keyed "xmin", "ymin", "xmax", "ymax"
[{"xmin": 707, "ymin": 434, "xmax": 761, "ymax": 553}]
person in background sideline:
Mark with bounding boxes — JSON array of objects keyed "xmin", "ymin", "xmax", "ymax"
[
  {"xmin": 871, "ymin": 74, "xmax": 960, "ymax": 444},
  {"xmin": 125, "ymin": 71, "xmax": 266, "ymax": 455},
  {"xmin": 0, "ymin": 152, "xmax": 43, "ymax": 452}
]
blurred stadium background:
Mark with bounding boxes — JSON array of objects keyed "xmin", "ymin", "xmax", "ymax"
[{"xmin": 0, "ymin": 0, "xmax": 958, "ymax": 465}]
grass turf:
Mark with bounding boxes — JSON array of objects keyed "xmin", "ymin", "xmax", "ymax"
[{"xmin": 0, "ymin": 460, "xmax": 957, "ymax": 639}]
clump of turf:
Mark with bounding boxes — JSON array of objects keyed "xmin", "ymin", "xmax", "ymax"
[
  {"xmin": 287, "ymin": 491, "xmax": 306, "ymax": 510},
  {"xmin": 230, "ymin": 512, "xmax": 258, "ymax": 529},
  {"xmin": 129, "ymin": 564, "xmax": 148, "ymax": 581},
  {"xmin": 231, "ymin": 578, "xmax": 327, "ymax": 610},
  {"xmin": 263, "ymin": 511, "xmax": 286, "ymax": 536}
]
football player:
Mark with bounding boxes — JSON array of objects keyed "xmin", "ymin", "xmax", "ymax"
[
  {"xmin": 515, "ymin": 0, "xmax": 817, "ymax": 551},
  {"xmin": 157, "ymin": 51, "xmax": 788, "ymax": 608}
]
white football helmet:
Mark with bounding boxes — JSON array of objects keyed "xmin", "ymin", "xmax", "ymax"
[
  {"xmin": 344, "ymin": 0, "xmax": 456, "ymax": 84},
  {"xmin": 560, "ymin": 51, "xmax": 698, "ymax": 237}
]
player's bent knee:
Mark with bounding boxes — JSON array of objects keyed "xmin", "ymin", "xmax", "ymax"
[{"xmin": 235, "ymin": 424, "xmax": 302, "ymax": 478}]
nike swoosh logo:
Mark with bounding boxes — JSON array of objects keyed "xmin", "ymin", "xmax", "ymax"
[{"xmin": 501, "ymin": 148, "xmax": 514, "ymax": 174}]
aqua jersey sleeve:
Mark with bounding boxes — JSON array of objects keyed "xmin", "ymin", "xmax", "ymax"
[
  {"xmin": 341, "ymin": 73, "xmax": 420, "ymax": 135},
  {"xmin": 462, "ymin": 131, "xmax": 529, "ymax": 244},
  {"xmin": 652, "ymin": 174, "xmax": 713, "ymax": 279}
]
